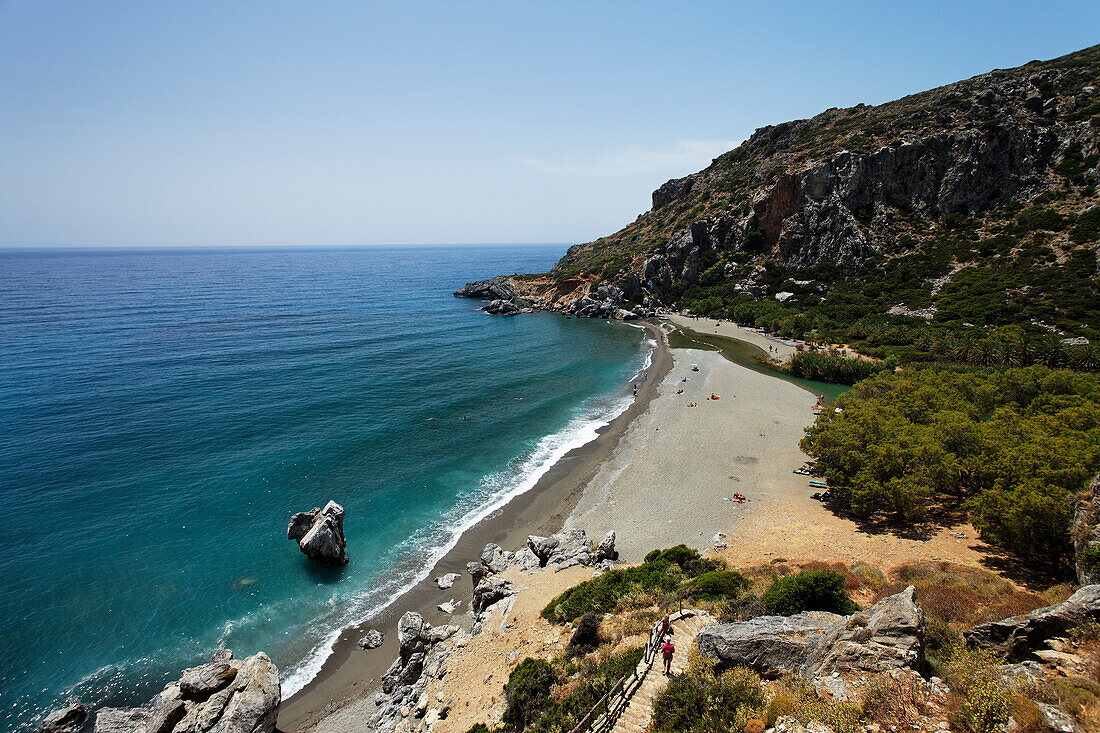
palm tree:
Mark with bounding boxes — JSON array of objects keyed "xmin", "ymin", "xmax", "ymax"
[
  {"xmin": 1040, "ymin": 334, "xmax": 1066, "ymax": 368},
  {"xmin": 953, "ymin": 332, "xmax": 978, "ymax": 364},
  {"xmin": 972, "ymin": 339, "xmax": 999, "ymax": 367},
  {"xmin": 1018, "ymin": 332, "xmax": 1035, "ymax": 367},
  {"xmin": 1072, "ymin": 344, "xmax": 1100, "ymax": 372},
  {"xmin": 997, "ymin": 341, "xmax": 1017, "ymax": 366}
]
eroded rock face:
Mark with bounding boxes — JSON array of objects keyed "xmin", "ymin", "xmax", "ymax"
[
  {"xmin": 699, "ymin": 587, "xmax": 924, "ymax": 680},
  {"xmin": 372, "ymin": 612, "xmax": 464, "ymax": 733},
  {"xmin": 358, "ymin": 629, "xmax": 385, "ymax": 649},
  {"xmin": 697, "ymin": 611, "xmax": 842, "ymax": 678},
  {"xmin": 90, "ymin": 650, "xmax": 280, "ymax": 733},
  {"xmin": 803, "ymin": 586, "xmax": 925, "ymax": 677},
  {"xmin": 966, "ymin": 584, "xmax": 1100, "ymax": 661},
  {"xmin": 453, "ymin": 276, "xmax": 515, "ymax": 301},
  {"xmin": 287, "ymin": 500, "xmax": 349, "ymax": 566}
]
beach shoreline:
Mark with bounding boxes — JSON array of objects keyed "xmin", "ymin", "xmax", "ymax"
[{"xmin": 277, "ymin": 321, "xmax": 672, "ymax": 732}]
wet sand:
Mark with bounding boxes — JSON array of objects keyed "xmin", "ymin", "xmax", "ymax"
[{"xmin": 277, "ymin": 322, "xmax": 672, "ymax": 732}]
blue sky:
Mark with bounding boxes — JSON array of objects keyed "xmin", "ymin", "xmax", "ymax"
[{"xmin": 1, "ymin": 1, "xmax": 1097, "ymax": 247}]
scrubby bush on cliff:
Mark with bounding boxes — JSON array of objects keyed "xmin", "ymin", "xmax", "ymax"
[
  {"xmin": 503, "ymin": 658, "xmax": 555, "ymax": 730},
  {"xmin": 497, "ymin": 647, "xmax": 649, "ymax": 732},
  {"xmin": 801, "ymin": 366, "xmax": 1100, "ymax": 568},
  {"xmin": 762, "ymin": 570, "xmax": 860, "ymax": 616},
  {"xmin": 650, "ymin": 652, "xmax": 765, "ymax": 733},
  {"xmin": 940, "ymin": 644, "xmax": 1042, "ymax": 733},
  {"xmin": 543, "ymin": 546, "xmax": 720, "ymax": 622}
]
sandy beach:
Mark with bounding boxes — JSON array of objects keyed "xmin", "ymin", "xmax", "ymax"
[{"xmin": 286, "ymin": 316, "xmax": 992, "ymax": 732}]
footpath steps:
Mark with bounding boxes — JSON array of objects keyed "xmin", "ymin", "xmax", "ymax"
[{"xmin": 610, "ymin": 612, "xmax": 711, "ymax": 733}]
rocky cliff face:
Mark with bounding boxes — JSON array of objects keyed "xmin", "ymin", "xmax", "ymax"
[{"xmin": 458, "ymin": 45, "xmax": 1100, "ymax": 325}]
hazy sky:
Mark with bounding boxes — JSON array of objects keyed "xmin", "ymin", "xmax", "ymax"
[{"xmin": 1, "ymin": 1, "xmax": 1097, "ymax": 247}]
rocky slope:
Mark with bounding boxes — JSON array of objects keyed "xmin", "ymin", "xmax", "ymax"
[{"xmin": 457, "ymin": 45, "xmax": 1100, "ymax": 344}]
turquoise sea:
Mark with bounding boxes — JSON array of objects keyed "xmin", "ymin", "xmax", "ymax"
[{"xmin": 0, "ymin": 245, "xmax": 652, "ymax": 731}]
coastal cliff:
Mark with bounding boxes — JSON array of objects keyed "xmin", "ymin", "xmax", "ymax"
[{"xmin": 457, "ymin": 45, "xmax": 1099, "ymax": 349}]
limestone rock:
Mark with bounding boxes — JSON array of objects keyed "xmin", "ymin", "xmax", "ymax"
[
  {"xmin": 453, "ymin": 276, "xmax": 515, "ymax": 301},
  {"xmin": 697, "ymin": 611, "xmax": 842, "ymax": 678},
  {"xmin": 39, "ymin": 704, "xmax": 88, "ymax": 733},
  {"xmin": 803, "ymin": 586, "xmax": 924, "ymax": 677},
  {"xmin": 435, "ymin": 573, "xmax": 460, "ymax": 590},
  {"xmin": 358, "ymin": 629, "xmax": 385, "ymax": 649},
  {"xmin": 144, "ymin": 699, "xmax": 184, "ymax": 733},
  {"xmin": 966, "ymin": 585, "xmax": 1100, "ymax": 661},
  {"xmin": 1037, "ymin": 703, "xmax": 1081, "ymax": 733},
  {"xmin": 215, "ymin": 652, "xmax": 281, "ymax": 733},
  {"xmin": 178, "ymin": 661, "xmax": 236, "ymax": 699},
  {"xmin": 93, "ymin": 707, "xmax": 149, "ymax": 733},
  {"xmin": 472, "ymin": 576, "xmax": 515, "ymax": 616},
  {"xmin": 292, "ymin": 499, "xmax": 347, "ymax": 561}
]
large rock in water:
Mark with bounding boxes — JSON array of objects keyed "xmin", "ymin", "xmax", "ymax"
[
  {"xmin": 966, "ymin": 584, "xmax": 1100, "ymax": 661},
  {"xmin": 697, "ymin": 611, "xmax": 842, "ymax": 678},
  {"xmin": 287, "ymin": 500, "xmax": 349, "ymax": 566},
  {"xmin": 803, "ymin": 586, "xmax": 925, "ymax": 677},
  {"xmin": 92, "ymin": 650, "xmax": 280, "ymax": 733}
]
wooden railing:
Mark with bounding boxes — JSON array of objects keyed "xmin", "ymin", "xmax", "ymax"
[{"xmin": 565, "ymin": 611, "xmax": 688, "ymax": 733}]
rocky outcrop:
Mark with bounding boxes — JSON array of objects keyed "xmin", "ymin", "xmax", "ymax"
[
  {"xmin": 453, "ymin": 276, "xmax": 515, "ymax": 301},
  {"xmin": 524, "ymin": 529, "xmax": 618, "ymax": 571},
  {"xmin": 287, "ymin": 500, "xmax": 349, "ymax": 566},
  {"xmin": 91, "ymin": 650, "xmax": 279, "ymax": 733},
  {"xmin": 803, "ymin": 586, "xmax": 924, "ymax": 677},
  {"xmin": 698, "ymin": 587, "xmax": 924, "ymax": 679},
  {"xmin": 966, "ymin": 584, "xmax": 1100, "ymax": 661},
  {"xmin": 435, "ymin": 573, "xmax": 460, "ymax": 590},
  {"xmin": 697, "ymin": 611, "xmax": 842, "ymax": 678},
  {"xmin": 371, "ymin": 612, "xmax": 462, "ymax": 733},
  {"xmin": 1073, "ymin": 475, "xmax": 1100, "ymax": 585},
  {"xmin": 39, "ymin": 704, "xmax": 88, "ymax": 733},
  {"xmin": 358, "ymin": 629, "xmax": 385, "ymax": 649}
]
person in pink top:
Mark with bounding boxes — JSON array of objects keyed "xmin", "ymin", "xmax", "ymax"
[{"xmin": 661, "ymin": 637, "xmax": 675, "ymax": 675}]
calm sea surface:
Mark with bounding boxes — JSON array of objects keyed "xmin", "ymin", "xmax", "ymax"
[{"xmin": 0, "ymin": 246, "xmax": 651, "ymax": 731}]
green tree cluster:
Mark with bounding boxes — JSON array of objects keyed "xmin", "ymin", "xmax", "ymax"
[{"xmin": 800, "ymin": 366, "xmax": 1100, "ymax": 567}]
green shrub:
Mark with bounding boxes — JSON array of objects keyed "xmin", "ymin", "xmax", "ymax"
[
  {"xmin": 785, "ymin": 352, "xmax": 890, "ymax": 384},
  {"xmin": 1072, "ymin": 207, "xmax": 1100, "ymax": 244},
  {"xmin": 544, "ymin": 546, "xmax": 720, "ymax": 622},
  {"xmin": 762, "ymin": 570, "xmax": 860, "ymax": 615},
  {"xmin": 1080, "ymin": 547, "xmax": 1100, "ymax": 573},
  {"xmin": 651, "ymin": 664, "xmax": 765, "ymax": 733},
  {"xmin": 503, "ymin": 658, "xmax": 555, "ymax": 730},
  {"xmin": 683, "ymin": 570, "xmax": 750, "ymax": 601}
]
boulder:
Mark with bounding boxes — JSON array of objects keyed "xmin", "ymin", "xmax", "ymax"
[
  {"xmin": 288, "ymin": 500, "xmax": 349, "ymax": 566},
  {"xmin": 527, "ymin": 535, "xmax": 560, "ymax": 565},
  {"xmin": 593, "ymin": 531, "xmax": 617, "ymax": 562},
  {"xmin": 215, "ymin": 652, "xmax": 281, "ymax": 733},
  {"xmin": 466, "ymin": 561, "xmax": 488, "ymax": 584},
  {"xmin": 144, "ymin": 700, "xmax": 184, "ymax": 733},
  {"xmin": 481, "ymin": 543, "xmax": 513, "ymax": 574},
  {"xmin": 567, "ymin": 613, "xmax": 603, "ymax": 656},
  {"xmin": 178, "ymin": 661, "xmax": 236, "ymax": 699},
  {"xmin": 697, "ymin": 612, "xmax": 842, "ymax": 678},
  {"xmin": 966, "ymin": 585, "xmax": 1100, "ymax": 661},
  {"xmin": 803, "ymin": 586, "xmax": 924, "ymax": 677},
  {"xmin": 93, "ymin": 707, "xmax": 150, "ymax": 733},
  {"xmin": 358, "ymin": 629, "xmax": 385, "ymax": 650},
  {"xmin": 1038, "ymin": 703, "xmax": 1081, "ymax": 733},
  {"xmin": 39, "ymin": 704, "xmax": 88, "ymax": 733},
  {"xmin": 472, "ymin": 576, "xmax": 515, "ymax": 616},
  {"xmin": 435, "ymin": 573, "xmax": 460, "ymax": 590}
]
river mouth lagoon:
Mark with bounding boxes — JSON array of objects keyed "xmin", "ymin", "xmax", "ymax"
[{"xmin": 0, "ymin": 245, "xmax": 652, "ymax": 731}]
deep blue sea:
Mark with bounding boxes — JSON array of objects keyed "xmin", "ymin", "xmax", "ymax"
[{"xmin": 0, "ymin": 246, "xmax": 651, "ymax": 731}]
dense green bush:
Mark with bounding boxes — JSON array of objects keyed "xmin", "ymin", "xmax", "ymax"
[
  {"xmin": 682, "ymin": 570, "xmax": 750, "ymax": 601},
  {"xmin": 801, "ymin": 366, "xmax": 1100, "ymax": 568},
  {"xmin": 544, "ymin": 546, "xmax": 720, "ymax": 622},
  {"xmin": 524, "ymin": 646, "xmax": 644, "ymax": 733},
  {"xmin": 784, "ymin": 352, "xmax": 891, "ymax": 384},
  {"xmin": 762, "ymin": 570, "xmax": 860, "ymax": 615},
  {"xmin": 503, "ymin": 659, "xmax": 555, "ymax": 730},
  {"xmin": 651, "ymin": 665, "xmax": 765, "ymax": 733}
]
